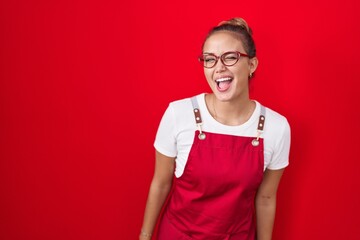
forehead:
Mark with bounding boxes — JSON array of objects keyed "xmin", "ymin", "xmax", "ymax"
[{"xmin": 203, "ymin": 31, "xmax": 245, "ymax": 53}]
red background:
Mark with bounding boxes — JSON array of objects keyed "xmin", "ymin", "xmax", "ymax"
[{"xmin": 1, "ymin": 0, "xmax": 359, "ymax": 239}]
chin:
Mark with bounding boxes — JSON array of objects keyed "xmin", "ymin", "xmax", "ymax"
[{"xmin": 214, "ymin": 92, "xmax": 234, "ymax": 102}]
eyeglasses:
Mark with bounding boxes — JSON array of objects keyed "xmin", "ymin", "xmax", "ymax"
[{"xmin": 198, "ymin": 51, "xmax": 249, "ymax": 68}]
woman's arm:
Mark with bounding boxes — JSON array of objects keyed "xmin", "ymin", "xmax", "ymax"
[
  {"xmin": 139, "ymin": 150, "xmax": 175, "ymax": 240},
  {"xmin": 255, "ymin": 168, "xmax": 285, "ymax": 240}
]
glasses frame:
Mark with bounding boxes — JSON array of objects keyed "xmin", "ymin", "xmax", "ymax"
[{"xmin": 198, "ymin": 51, "xmax": 250, "ymax": 69}]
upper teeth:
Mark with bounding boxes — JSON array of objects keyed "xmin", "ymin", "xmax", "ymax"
[{"xmin": 216, "ymin": 77, "xmax": 232, "ymax": 82}]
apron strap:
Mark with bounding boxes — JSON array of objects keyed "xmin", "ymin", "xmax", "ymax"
[
  {"xmin": 191, "ymin": 97, "xmax": 206, "ymax": 140},
  {"xmin": 252, "ymin": 105, "xmax": 266, "ymax": 146},
  {"xmin": 257, "ymin": 105, "xmax": 266, "ymax": 131},
  {"xmin": 191, "ymin": 96, "xmax": 203, "ymax": 124}
]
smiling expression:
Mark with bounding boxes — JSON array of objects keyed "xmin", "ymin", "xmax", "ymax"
[{"xmin": 202, "ymin": 31, "xmax": 258, "ymax": 103}]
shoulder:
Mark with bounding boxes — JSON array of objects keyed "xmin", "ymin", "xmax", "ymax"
[
  {"xmin": 259, "ymin": 103, "xmax": 291, "ymax": 148},
  {"xmin": 259, "ymin": 104, "xmax": 291, "ymax": 169},
  {"xmin": 262, "ymin": 104, "xmax": 290, "ymax": 132},
  {"xmin": 165, "ymin": 94, "xmax": 204, "ymax": 127},
  {"xmin": 168, "ymin": 93, "xmax": 204, "ymax": 115},
  {"xmin": 168, "ymin": 96, "xmax": 192, "ymax": 109}
]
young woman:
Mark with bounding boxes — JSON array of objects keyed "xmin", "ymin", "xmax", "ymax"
[{"xmin": 140, "ymin": 18, "xmax": 291, "ymax": 240}]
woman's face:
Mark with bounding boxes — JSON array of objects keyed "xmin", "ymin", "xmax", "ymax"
[{"xmin": 202, "ymin": 31, "xmax": 258, "ymax": 102}]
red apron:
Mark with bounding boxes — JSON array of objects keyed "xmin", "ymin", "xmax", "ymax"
[{"xmin": 158, "ymin": 97, "xmax": 265, "ymax": 240}]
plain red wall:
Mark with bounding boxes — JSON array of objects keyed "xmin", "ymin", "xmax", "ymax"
[{"xmin": 1, "ymin": 0, "xmax": 359, "ymax": 239}]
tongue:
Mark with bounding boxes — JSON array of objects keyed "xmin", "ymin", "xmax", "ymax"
[{"xmin": 218, "ymin": 80, "xmax": 231, "ymax": 90}]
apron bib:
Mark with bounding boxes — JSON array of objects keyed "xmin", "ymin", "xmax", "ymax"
[{"xmin": 158, "ymin": 97, "xmax": 266, "ymax": 240}]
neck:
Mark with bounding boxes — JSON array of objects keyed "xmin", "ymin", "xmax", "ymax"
[{"xmin": 207, "ymin": 94, "xmax": 255, "ymax": 126}]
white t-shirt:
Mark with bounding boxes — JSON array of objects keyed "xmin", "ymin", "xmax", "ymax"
[{"xmin": 154, "ymin": 94, "xmax": 291, "ymax": 178}]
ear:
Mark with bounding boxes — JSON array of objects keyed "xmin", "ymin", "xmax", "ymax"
[{"xmin": 249, "ymin": 57, "xmax": 259, "ymax": 75}]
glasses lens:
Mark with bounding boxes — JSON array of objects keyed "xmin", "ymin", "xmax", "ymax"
[
  {"xmin": 222, "ymin": 52, "xmax": 240, "ymax": 66},
  {"xmin": 202, "ymin": 54, "xmax": 217, "ymax": 68}
]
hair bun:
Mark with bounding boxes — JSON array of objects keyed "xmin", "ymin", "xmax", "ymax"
[
  {"xmin": 204, "ymin": 17, "xmax": 256, "ymax": 57},
  {"xmin": 218, "ymin": 18, "xmax": 252, "ymax": 36}
]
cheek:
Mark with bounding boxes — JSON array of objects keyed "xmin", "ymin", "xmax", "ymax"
[
  {"xmin": 233, "ymin": 66, "xmax": 249, "ymax": 78},
  {"xmin": 204, "ymin": 70, "xmax": 213, "ymax": 82}
]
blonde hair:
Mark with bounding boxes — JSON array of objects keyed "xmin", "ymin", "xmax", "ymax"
[
  {"xmin": 203, "ymin": 17, "xmax": 256, "ymax": 57},
  {"xmin": 218, "ymin": 18, "xmax": 252, "ymax": 36}
]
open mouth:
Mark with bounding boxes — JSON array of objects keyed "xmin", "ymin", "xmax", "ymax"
[{"xmin": 215, "ymin": 77, "xmax": 233, "ymax": 91}]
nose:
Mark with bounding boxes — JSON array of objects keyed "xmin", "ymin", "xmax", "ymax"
[{"xmin": 214, "ymin": 59, "xmax": 226, "ymax": 72}]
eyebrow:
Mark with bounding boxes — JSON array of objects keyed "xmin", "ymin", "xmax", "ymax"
[{"xmin": 202, "ymin": 51, "xmax": 238, "ymax": 55}]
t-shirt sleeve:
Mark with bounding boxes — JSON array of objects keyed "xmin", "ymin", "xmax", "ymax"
[
  {"xmin": 267, "ymin": 119, "xmax": 291, "ymax": 170},
  {"xmin": 153, "ymin": 104, "xmax": 177, "ymax": 158}
]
